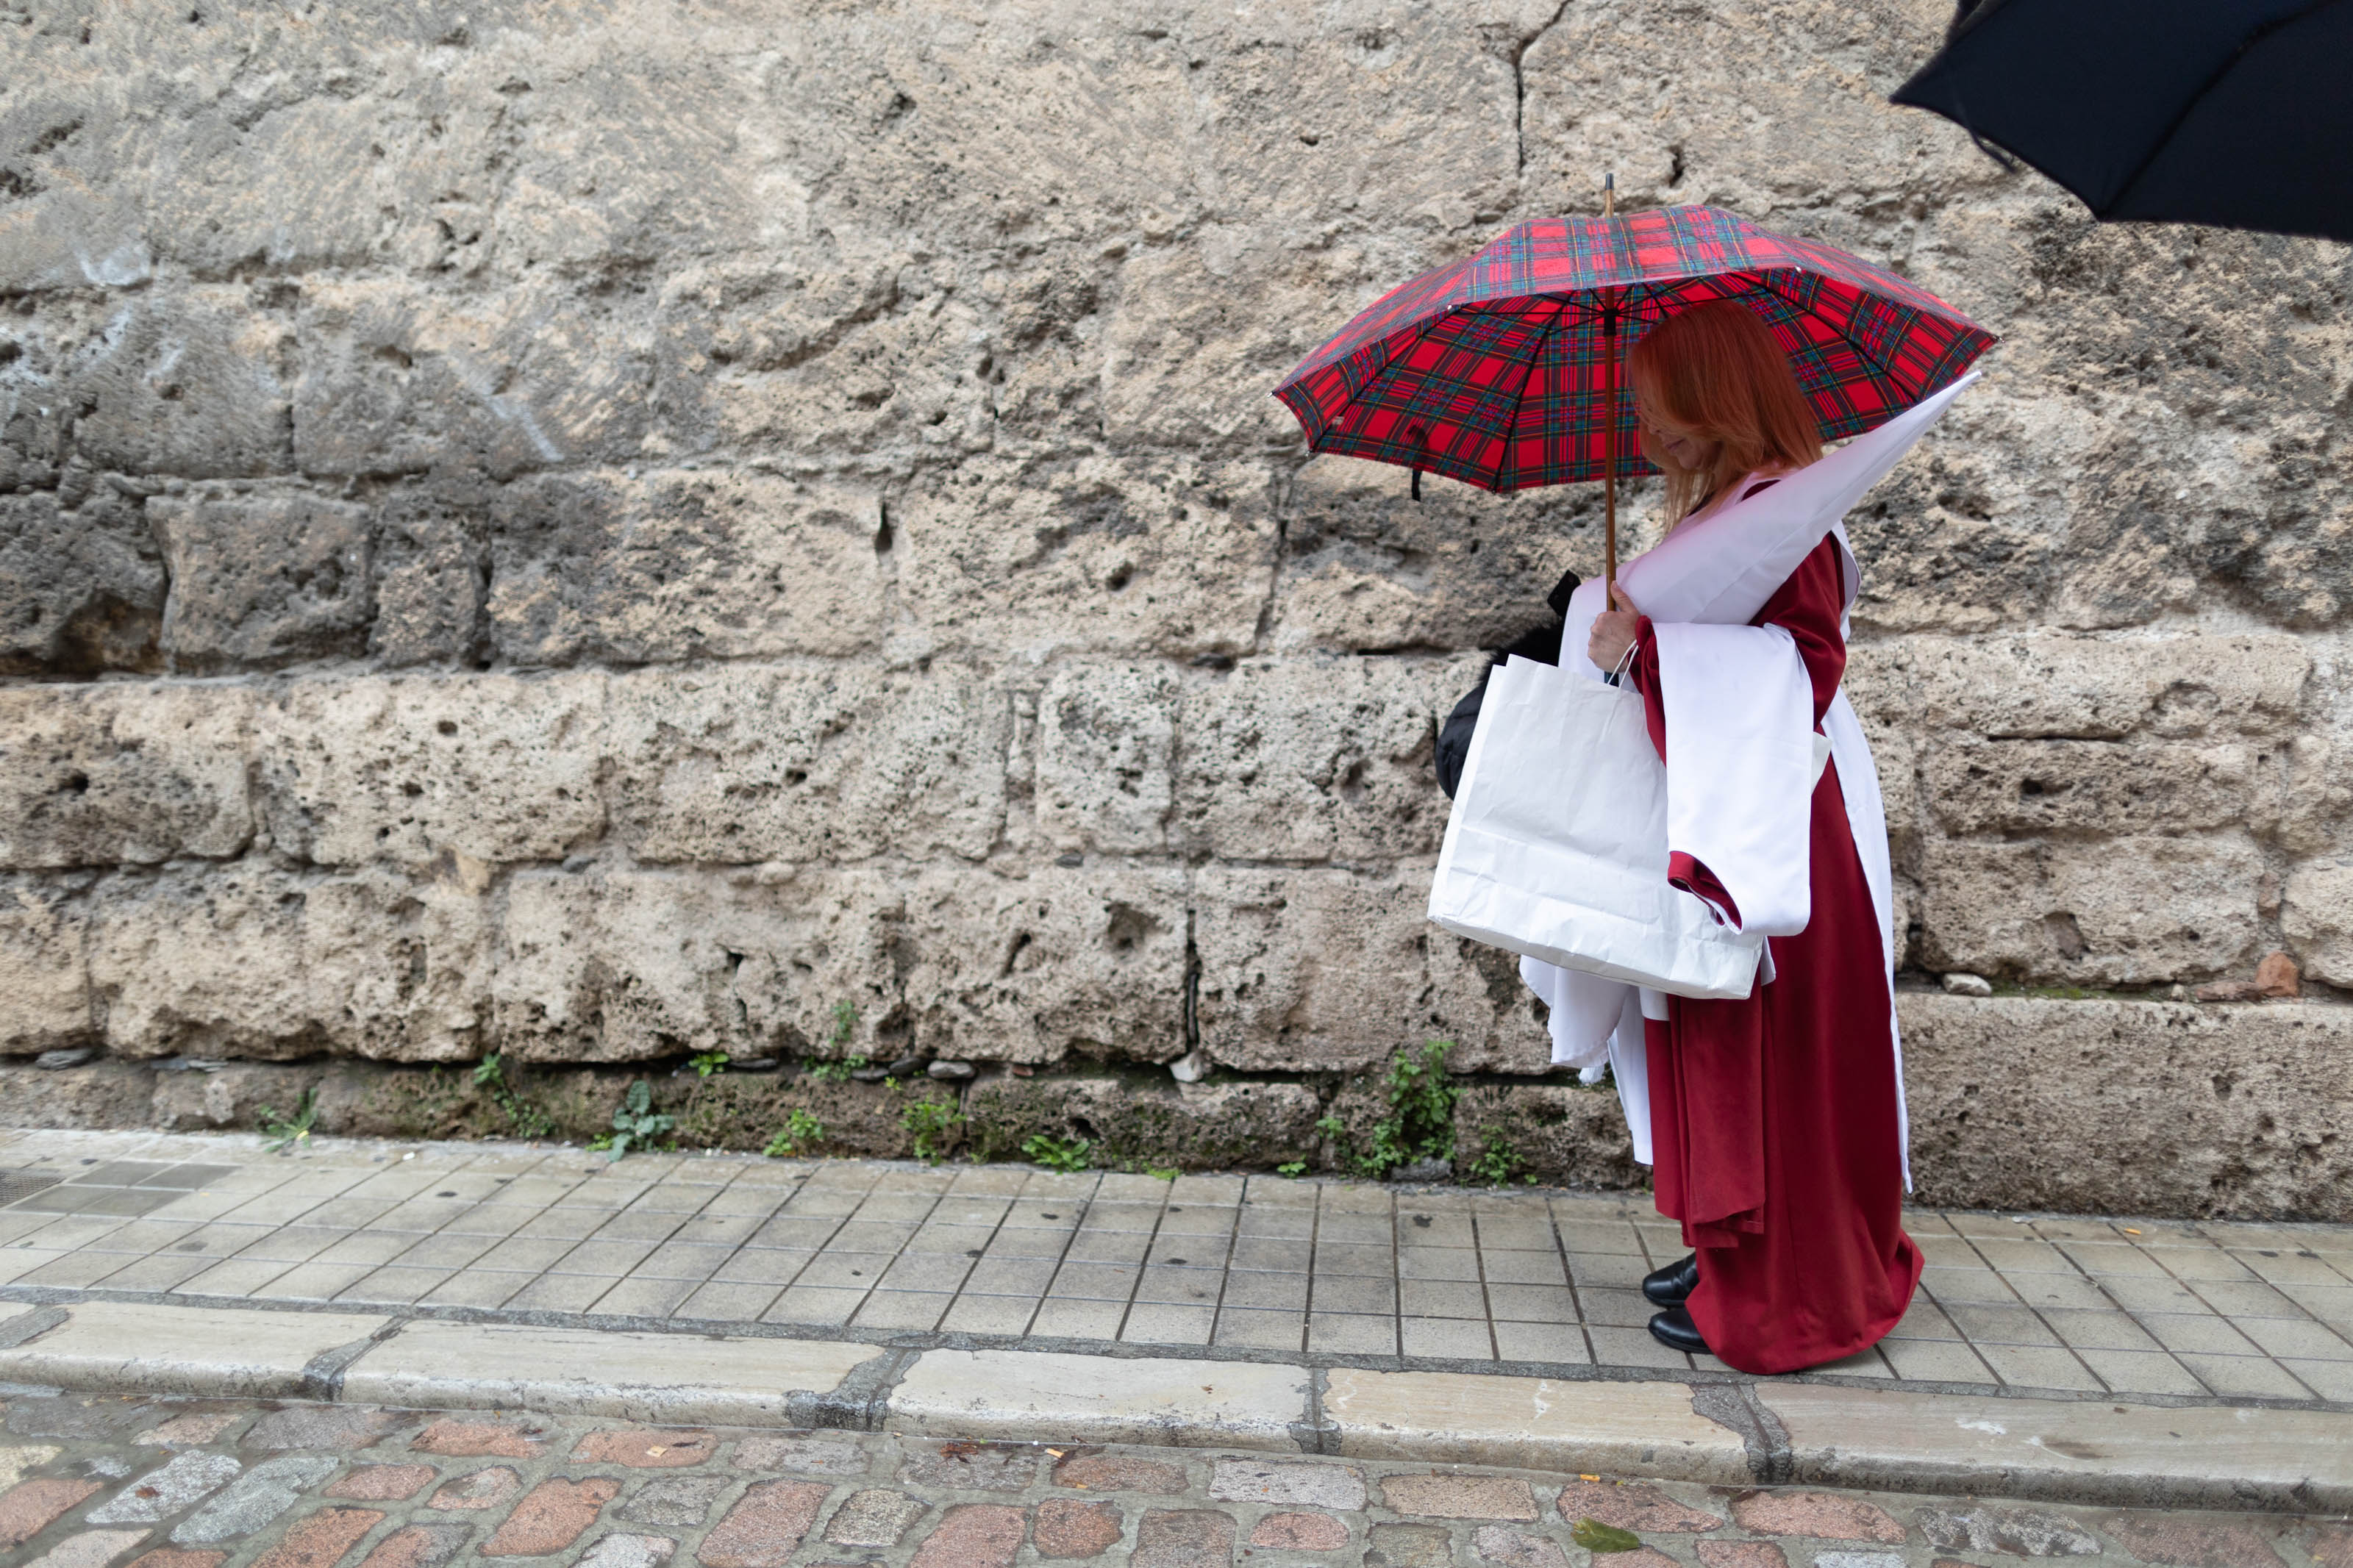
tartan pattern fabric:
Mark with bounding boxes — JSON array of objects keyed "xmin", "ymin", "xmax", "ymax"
[{"xmin": 1273, "ymin": 205, "xmax": 1997, "ymax": 491}]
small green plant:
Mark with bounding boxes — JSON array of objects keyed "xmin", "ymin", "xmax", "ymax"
[
  {"xmin": 1329, "ymin": 1040, "xmax": 1460, "ymax": 1180},
  {"xmin": 1470, "ymin": 1128, "xmax": 1531, "ymax": 1187},
  {"xmin": 1572, "ymin": 1518, "xmax": 1643, "ymax": 1554},
  {"xmin": 1277, "ymin": 1160, "xmax": 1308, "ymax": 1178},
  {"xmin": 473, "ymin": 1053, "xmax": 554, "ymax": 1138},
  {"xmin": 1146, "ymin": 1166, "xmax": 1179, "ymax": 1182},
  {"xmin": 689, "ymin": 1051, "xmax": 731, "ymax": 1078},
  {"xmin": 804, "ymin": 1002, "xmax": 865, "ymax": 1081},
  {"xmin": 258, "ymin": 1088, "xmax": 318, "ymax": 1155},
  {"xmin": 900, "ymin": 1095, "xmax": 963, "ymax": 1165},
  {"xmin": 806, "ymin": 1055, "xmax": 868, "ymax": 1085},
  {"xmin": 764, "ymin": 1108, "xmax": 825, "ymax": 1157},
  {"xmin": 1021, "ymin": 1132, "xmax": 1091, "ymax": 1173},
  {"xmin": 606, "ymin": 1079, "xmax": 676, "ymax": 1159}
]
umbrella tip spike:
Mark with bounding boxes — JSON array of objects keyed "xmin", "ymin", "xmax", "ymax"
[{"xmin": 1602, "ymin": 171, "xmax": 1615, "ymax": 218}]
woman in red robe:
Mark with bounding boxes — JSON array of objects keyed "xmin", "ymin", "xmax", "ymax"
[{"xmin": 1586, "ymin": 302, "xmax": 1922, "ymax": 1374}]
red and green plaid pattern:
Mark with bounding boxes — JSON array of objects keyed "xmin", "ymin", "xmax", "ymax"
[{"xmin": 1272, "ymin": 205, "xmax": 1996, "ymax": 491}]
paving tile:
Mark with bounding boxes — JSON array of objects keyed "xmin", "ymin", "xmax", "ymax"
[
  {"xmin": 940, "ymin": 1294, "xmax": 1042, "ymax": 1335},
  {"xmin": 575, "ymin": 1534, "xmax": 676, "ymax": 1568},
  {"xmin": 1031, "ymin": 1298, "xmax": 1127, "ymax": 1339},
  {"xmin": 1480, "ymin": 1250, "xmax": 1568, "ymax": 1285},
  {"xmin": 2039, "ymin": 1308, "xmax": 2164, "ymax": 1353},
  {"xmin": 1210, "ymin": 1308, "xmax": 1303, "ymax": 1351},
  {"xmin": 852, "ymin": 1291, "xmax": 953, "ymax": 1331},
  {"xmin": 410, "ymin": 1419, "xmax": 547, "ymax": 1458},
  {"xmin": 1974, "ymin": 1343, "xmax": 2103, "ymax": 1392},
  {"xmin": 2229, "ymin": 1314, "xmax": 2353, "ymax": 1361},
  {"xmin": 1493, "ymin": 1321, "xmax": 1590, "ymax": 1364},
  {"xmin": 1554, "ymin": 1478, "xmax": 1724, "ymax": 1531},
  {"xmin": 2101, "ymin": 1513, "xmax": 2295, "ymax": 1568},
  {"xmin": 1575, "ymin": 1288, "xmax": 1656, "ymax": 1328},
  {"xmin": 1400, "ymin": 1279, "xmax": 1487, "ymax": 1317},
  {"xmin": 2073, "ymin": 1348, "xmax": 2208, "ymax": 1396},
  {"xmin": 243, "ymin": 1406, "xmax": 407, "ymax": 1451},
  {"xmin": 26, "ymin": 1528, "xmax": 155, "ymax": 1568},
  {"xmin": 1136, "ymin": 1265, "xmax": 1224, "ymax": 1305},
  {"xmin": 1363, "ymin": 1521, "xmax": 1451, "ymax": 1567},
  {"xmin": 1941, "ymin": 1303, "xmax": 2064, "ymax": 1347},
  {"xmin": 502, "ymin": 1273, "xmax": 617, "ymax": 1312},
  {"xmin": 1730, "ymin": 1490, "xmax": 1904, "ymax": 1542},
  {"xmin": 763, "ymin": 1286, "xmax": 870, "ymax": 1326},
  {"xmin": 2137, "ymin": 1313, "xmax": 2265, "ymax": 1356},
  {"xmin": 2174, "ymin": 1353, "xmax": 2318, "ymax": 1400},
  {"xmin": 1878, "ymin": 1337, "xmax": 1996, "ymax": 1384},
  {"xmin": 1919, "ymin": 1267, "xmax": 2024, "ymax": 1306},
  {"xmin": 171, "ymin": 1455, "xmax": 340, "ymax": 1546},
  {"xmin": 1586, "ymin": 1325, "xmax": 1691, "ymax": 1371},
  {"xmin": 793, "ymin": 1252, "xmax": 898, "ymax": 1289},
  {"xmin": 879, "ymin": 1253, "xmax": 977, "ymax": 1292},
  {"xmin": 618, "ymin": 1474, "xmax": 729, "ymax": 1527},
  {"xmin": 335, "ymin": 1266, "xmax": 455, "ymax": 1305},
  {"xmin": 1309, "ymin": 1276, "xmax": 1396, "ymax": 1315},
  {"xmin": 590, "ymin": 1277, "xmax": 701, "ymax": 1317},
  {"xmin": 732, "ymin": 1434, "xmax": 872, "ymax": 1478},
  {"xmin": 1307, "ymin": 1311, "xmax": 1396, "ymax": 1355},
  {"xmin": 709, "ymin": 1250, "xmax": 814, "ymax": 1286},
  {"xmin": 1403, "ymin": 1317, "xmax": 1494, "ymax": 1359},
  {"xmin": 2280, "ymin": 1358, "xmax": 2353, "ymax": 1400},
  {"xmin": 1122, "ymin": 1303, "xmax": 1215, "ymax": 1345},
  {"xmin": 1051, "ymin": 1262, "xmax": 1146, "ymax": 1300}
]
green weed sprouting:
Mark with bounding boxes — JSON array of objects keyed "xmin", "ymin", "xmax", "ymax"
[
  {"xmin": 604, "ymin": 1080, "xmax": 676, "ymax": 1159},
  {"xmin": 1021, "ymin": 1132, "xmax": 1091, "ymax": 1173},
  {"xmin": 1470, "ymin": 1128, "xmax": 1533, "ymax": 1187},
  {"xmin": 764, "ymin": 1107, "xmax": 825, "ymax": 1158},
  {"xmin": 900, "ymin": 1095, "xmax": 963, "ymax": 1165},
  {"xmin": 689, "ymin": 1051, "xmax": 731, "ymax": 1078},
  {"xmin": 473, "ymin": 1053, "xmax": 554, "ymax": 1138},
  {"xmin": 1325, "ymin": 1040, "xmax": 1460, "ymax": 1180},
  {"xmin": 258, "ymin": 1088, "xmax": 318, "ymax": 1155}
]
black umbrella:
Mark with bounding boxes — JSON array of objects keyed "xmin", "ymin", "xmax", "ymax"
[{"xmin": 1891, "ymin": 0, "xmax": 2353, "ymax": 245}]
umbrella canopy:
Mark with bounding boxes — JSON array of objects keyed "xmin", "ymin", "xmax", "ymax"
[
  {"xmin": 1892, "ymin": 0, "xmax": 2353, "ymax": 246},
  {"xmin": 1272, "ymin": 205, "xmax": 1994, "ymax": 495}
]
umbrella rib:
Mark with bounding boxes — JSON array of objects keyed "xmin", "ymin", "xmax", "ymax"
[
  {"xmin": 1747, "ymin": 265, "xmax": 1906, "ymax": 398},
  {"xmin": 2103, "ymin": 0, "xmax": 2344, "ymax": 216}
]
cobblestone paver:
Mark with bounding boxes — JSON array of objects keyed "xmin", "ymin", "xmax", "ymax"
[
  {"xmin": 0, "ymin": 1386, "xmax": 2338, "ymax": 1566},
  {"xmin": 5, "ymin": 1128, "xmax": 2353, "ymax": 1407}
]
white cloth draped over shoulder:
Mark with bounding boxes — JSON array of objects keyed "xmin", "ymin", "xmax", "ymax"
[{"xmin": 1521, "ymin": 370, "xmax": 1978, "ymax": 1176}]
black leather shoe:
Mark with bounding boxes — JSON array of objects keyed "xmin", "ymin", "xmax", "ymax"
[
  {"xmin": 1641, "ymin": 1253, "xmax": 1699, "ymax": 1307},
  {"xmin": 1648, "ymin": 1305, "xmax": 1710, "ymax": 1354}
]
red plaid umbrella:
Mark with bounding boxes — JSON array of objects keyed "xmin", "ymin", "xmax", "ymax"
[{"xmin": 1272, "ymin": 201, "xmax": 1995, "ymax": 577}]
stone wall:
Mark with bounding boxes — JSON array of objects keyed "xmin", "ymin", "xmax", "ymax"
[{"xmin": 1, "ymin": 1, "xmax": 2347, "ymax": 1214}]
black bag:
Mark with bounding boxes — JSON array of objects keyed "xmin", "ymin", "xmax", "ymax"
[{"xmin": 1435, "ymin": 568, "xmax": 1582, "ymax": 799}]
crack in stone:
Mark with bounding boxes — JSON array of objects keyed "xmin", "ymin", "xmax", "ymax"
[{"xmin": 1511, "ymin": 0, "xmax": 1576, "ymax": 175}]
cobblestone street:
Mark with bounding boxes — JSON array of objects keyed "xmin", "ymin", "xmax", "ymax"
[{"xmin": 0, "ymin": 1387, "xmax": 2335, "ymax": 1568}]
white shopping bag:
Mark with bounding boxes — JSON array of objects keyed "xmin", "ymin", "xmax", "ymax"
[{"xmin": 1427, "ymin": 655, "xmax": 1766, "ymax": 1000}]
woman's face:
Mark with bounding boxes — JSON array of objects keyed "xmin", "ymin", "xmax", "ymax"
[{"xmin": 1635, "ymin": 398, "xmax": 1716, "ymax": 474}]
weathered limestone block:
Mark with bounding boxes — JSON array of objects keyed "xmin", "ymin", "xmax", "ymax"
[
  {"xmin": 2283, "ymin": 864, "xmax": 2353, "ymax": 989},
  {"xmin": 149, "ymin": 1062, "xmax": 326, "ymax": 1134},
  {"xmin": 1921, "ymin": 738, "xmax": 2273, "ymax": 837},
  {"xmin": 895, "ymin": 456, "xmax": 1277, "ymax": 661},
  {"xmin": 1900, "ymin": 993, "xmax": 2353, "ymax": 1217},
  {"xmin": 256, "ymin": 672, "xmax": 607, "ymax": 870},
  {"xmin": 293, "ymin": 279, "xmax": 654, "ymax": 481},
  {"xmin": 0, "ymin": 683, "xmax": 252, "ymax": 868},
  {"xmin": 964, "ymin": 1075, "xmax": 1325, "ymax": 1170},
  {"xmin": 371, "ymin": 489, "xmax": 487, "ymax": 668},
  {"xmin": 1193, "ymin": 865, "xmax": 1552, "ymax": 1074},
  {"xmin": 1846, "ymin": 633, "xmax": 2311, "ymax": 740},
  {"xmin": 693, "ymin": 278, "xmax": 996, "ymax": 466},
  {"xmin": 1273, "ymin": 458, "xmax": 1598, "ymax": 654},
  {"xmin": 0, "ymin": 490, "xmax": 165, "ymax": 675},
  {"xmin": 495, "ymin": 862, "xmax": 1186, "ymax": 1067},
  {"xmin": 43, "ymin": 286, "xmax": 294, "ymax": 479},
  {"xmin": 86, "ymin": 865, "xmax": 313, "ymax": 1059},
  {"xmin": 1178, "ymin": 657, "xmax": 1463, "ymax": 862},
  {"xmin": 84, "ymin": 864, "xmax": 491, "ymax": 1062},
  {"xmin": 895, "ymin": 862, "xmax": 1189, "ymax": 1065},
  {"xmin": 1917, "ymin": 834, "xmax": 2264, "ymax": 986},
  {"xmin": 0, "ymin": 876, "xmax": 90, "ymax": 1054},
  {"xmin": 487, "ymin": 470, "xmax": 886, "ymax": 665},
  {"xmin": 604, "ymin": 664, "xmax": 1006, "ymax": 865},
  {"xmin": 1451, "ymin": 1084, "xmax": 1642, "ymax": 1192},
  {"xmin": 150, "ymin": 491, "xmax": 374, "ymax": 670},
  {"xmin": 1035, "ymin": 663, "xmax": 1180, "ymax": 853},
  {"xmin": 303, "ymin": 873, "xmax": 494, "ymax": 1063},
  {"xmin": 1852, "ymin": 712, "xmax": 1921, "ymax": 866},
  {"xmin": 2282, "ymin": 735, "xmax": 2353, "ymax": 857}
]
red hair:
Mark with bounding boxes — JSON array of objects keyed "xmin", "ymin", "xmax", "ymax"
[{"xmin": 1627, "ymin": 301, "xmax": 1822, "ymax": 525}]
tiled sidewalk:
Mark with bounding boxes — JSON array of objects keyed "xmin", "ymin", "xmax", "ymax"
[{"xmin": 1, "ymin": 1127, "xmax": 2349, "ymax": 1406}]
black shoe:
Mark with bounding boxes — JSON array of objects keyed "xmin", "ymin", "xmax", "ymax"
[
  {"xmin": 1641, "ymin": 1253, "xmax": 1699, "ymax": 1307},
  {"xmin": 1648, "ymin": 1305, "xmax": 1710, "ymax": 1354}
]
